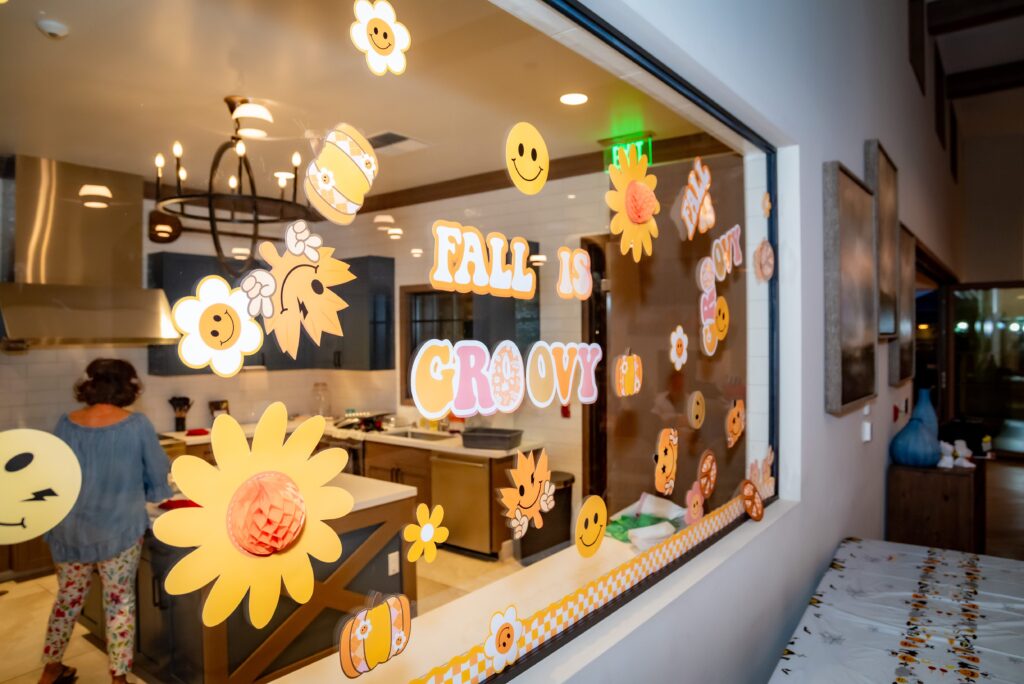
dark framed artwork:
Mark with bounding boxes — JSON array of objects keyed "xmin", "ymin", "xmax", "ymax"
[
  {"xmin": 890, "ymin": 224, "xmax": 916, "ymax": 385},
  {"xmin": 865, "ymin": 140, "xmax": 898, "ymax": 339},
  {"xmin": 824, "ymin": 162, "xmax": 877, "ymax": 415}
]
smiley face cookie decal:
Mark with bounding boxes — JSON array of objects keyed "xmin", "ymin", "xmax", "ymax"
[
  {"xmin": 574, "ymin": 495, "xmax": 607, "ymax": 558},
  {"xmin": 350, "ymin": 0, "xmax": 411, "ymax": 76},
  {"xmin": 0, "ymin": 429, "xmax": 81, "ymax": 544},
  {"xmin": 686, "ymin": 391, "xmax": 706, "ymax": 429},
  {"xmin": 172, "ymin": 275, "xmax": 263, "ymax": 378},
  {"xmin": 505, "ymin": 122, "xmax": 549, "ymax": 195},
  {"xmin": 726, "ymin": 399, "xmax": 746, "ymax": 448},
  {"xmin": 653, "ymin": 428, "xmax": 678, "ymax": 496},
  {"xmin": 243, "ymin": 221, "xmax": 356, "ymax": 360},
  {"xmin": 498, "ymin": 450, "xmax": 555, "ymax": 540}
]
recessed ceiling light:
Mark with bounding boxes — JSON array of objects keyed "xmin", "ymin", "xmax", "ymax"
[
  {"xmin": 410, "ymin": 248, "xmax": 423, "ymax": 257},
  {"xmin": 374, "ymin": 214, "xmax": 395, "ymax": 230},
  {"xmin": 387, "ymin": 227, "xmax": 403, "ymax": 238},
  {"xmin": 231, "ymin": 247, "xmax": 251, "ymax": 260},
  {"xmin": 559, "ymin": 92, "xmax": 588, "ymax": 106},
  {"xmin": 529, "ymin": 254, "xmax": 547, "ymax": 265},
  {"xmin": 567, "ymin": 194, "xmax": 576, "ymax": 199}
]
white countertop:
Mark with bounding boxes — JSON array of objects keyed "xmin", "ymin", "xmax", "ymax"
[
  {"xmin": 160, "ymin": 418, "xmax": 308, "ymax": 446},
  {"xmin": 359, "ymin": 430, "xmax": 542, "ymax": 459}
]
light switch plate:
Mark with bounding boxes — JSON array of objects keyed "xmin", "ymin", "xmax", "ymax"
[
  {"xmin": 388, "ymin": 550, "xmax": 399, "ymax": 576},
  {"xmin": 861, "ymin": 420, "xmax": 872, "ymax": 443}
]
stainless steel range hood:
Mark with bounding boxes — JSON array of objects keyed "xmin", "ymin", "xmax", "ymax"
[{"xmin": 0, "ymin": 155, "xmax": 179, "ymax": 348}]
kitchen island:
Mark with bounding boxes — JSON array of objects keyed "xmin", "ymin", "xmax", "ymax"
[{"xmin": 78, "ymin": 474, "xmax": 416, "ymax": 684}]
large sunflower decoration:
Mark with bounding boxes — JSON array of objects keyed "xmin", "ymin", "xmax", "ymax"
[
  {"xmin": 153, "ymin": 402, "xmax": 354, "ymax": 628},
  {"xmin": 605, "ymin": 145, "xmax": 660, "ymax": 263}
]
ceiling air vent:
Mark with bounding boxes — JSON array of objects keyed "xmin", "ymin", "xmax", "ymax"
[{"xmin": 367, "ymin": 131, "xmax": 427, "ymax": 156}]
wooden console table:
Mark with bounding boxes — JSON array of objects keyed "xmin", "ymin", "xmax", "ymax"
[{"xmin": 885, "ymin": 462, "xmax": 986, "ymax": 553}]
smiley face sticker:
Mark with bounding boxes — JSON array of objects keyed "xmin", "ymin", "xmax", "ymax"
[
  {"xmin": 574, "ymin": 495, "xmax": 607, "ymax": 558},
  {"xmin": 686, "ymin": 391, "xmax": 706, "ymax": 429},
  {"xmin": 350, "ymin": 0, "xmax": 411, "ymax": 76},
  {"xmin": 498, "ymin": 450, "xmax": 556, "ymax": 540},
  {"xmin": 0, "ymin": 429, "xmax": 81, "ymax": 544},
  {"xmin": 505, "ymin": 122, "xmax": 549, "ymax": 195},
  {"xmin": 172, "ymin": 275, "xmax": 264, "ymax": 378}
]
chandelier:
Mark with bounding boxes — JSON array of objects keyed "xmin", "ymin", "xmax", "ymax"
[{"xmin": 148, "ymin": 96, "xmax": 319, "ymax": 275}]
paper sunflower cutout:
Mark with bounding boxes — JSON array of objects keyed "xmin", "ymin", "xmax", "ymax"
[
  {"xmin": 350, "ymin": 0, "xmax": 411, "ymax": 76},
  {"xmin": 153, "ymin": 402, "xmax": 353, "ymax": 628},
  {"xmin": 171, "ymin": 275, "xmax": 263, "ymax": 378},
  {"xmin": 403, "ymin": 503, "xmax": 449, "ymax": 563},
  {"xmin": 669, "ymin": 325, "xmax": 688, "ymax": 371},
  {"xmin": 605, "ymin": 145, "xmax": 660, "ymax": 262},
  {"xmin": 484, "ymin": 606, "xmax": 523, "ymax": 673}
]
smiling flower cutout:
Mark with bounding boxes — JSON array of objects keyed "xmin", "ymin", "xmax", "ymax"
[
  {"xmin": 153, "ymin": 402, "xmax": 353, "ymax": 628},
  {"xmin": 498, "ymin": 450, "xmax": 555, "ymax": 540},
  {"xmin": 350, "ymin": 0, "xmax": 411, "ymax": 76},
  {"xmin": 172, "ymin": 275, "xmax": 262, "ymax": 378},
  {"xmin": 669, "ymin": 325, "xmax": 688, "ymax": 371},
  {"xmin": 605, "ymin": 145, "xmax": 660, "ymax": 262},
  {"xmin": 484, "ymin": 606, "xmax": 523, "ymax": 673},
  {"xmin": 684, "ymin": 481, "xmax": 704, "ymax": 526},
  {"xmin": 404, "ymin": 503, "xmax": 449, "ymax": 563}
]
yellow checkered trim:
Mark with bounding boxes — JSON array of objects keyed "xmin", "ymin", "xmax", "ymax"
[{"xmin": 412, "ymin": 496, "xmax": 748, "ymax": 683}]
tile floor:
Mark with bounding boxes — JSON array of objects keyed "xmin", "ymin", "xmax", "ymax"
[
  {"xmin": 415, "ymin": 548, "xmax": 522, "ymax": 614},
  {"xmin": 986, "ymin": 459, "xmax": 1024, "ymax": 560}
]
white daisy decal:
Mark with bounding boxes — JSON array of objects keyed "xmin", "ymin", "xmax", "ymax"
[
  {"xmin": 669, "ymin": 324, "xmax": 688, "ymax": 371},
  {"xmin": 316, "ymin": 167, "xmax": 336, "ymax": 193},
  {"xmin": 350, "ymin": 0, "xmax": 411, "ymax": 76},
  {"xmin": 172, "ymin": 275, "xmax": 262, "ymax": 378},
  {"xmin": 484, "ymin": 606, "xmax": 523, "ymax": 673},
  {"xmin": 354, "ymin": 617, "xmax": 372, "ymax": 641}
]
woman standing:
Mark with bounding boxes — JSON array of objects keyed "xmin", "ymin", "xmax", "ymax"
[{"xmin": 39, "ymin": 359, "xmax": 171, "ymax": 684}]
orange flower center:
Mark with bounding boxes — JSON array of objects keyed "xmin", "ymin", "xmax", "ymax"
[
  {"xmin": 227, "ymin": 471, "xmax": 306, "ymax": 556},
  {"xmin": 625, "ymin": 180, "xmax": 656, "ymax": 224}
]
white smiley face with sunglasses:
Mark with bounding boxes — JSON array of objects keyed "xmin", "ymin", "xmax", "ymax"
[{"xmin": 0, "ymin": 429, "xmax": 81, "ymax": 544}]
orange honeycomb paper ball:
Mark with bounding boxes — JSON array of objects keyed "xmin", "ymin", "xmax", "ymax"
[
  {"xmin": 227, "ymin": 471, "xmax": 307, "ymax": 556},
  {"xmin": 625, "ymin": 180, "xmax": 657, "ymax": 225}
]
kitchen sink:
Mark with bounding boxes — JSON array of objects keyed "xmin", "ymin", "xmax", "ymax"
[{"xmin": 388, "ymin": 430, "xmax": 454, "ymax": 442}]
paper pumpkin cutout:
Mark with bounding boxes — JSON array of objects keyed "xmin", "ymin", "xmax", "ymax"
[
  {"xmin": 505, "ymin": 122, "xmax": 549, "ymax": 195},
  {"xmin": 613, "ymin": 350, "xmax": 643, "ymax": 398},
  {"xmin": 684, "ymin": 481, "xmax": 704, "ymax": 525},
  {"xmin": 741, "ymin": 479, "xmax": 765, "ymax": 521},
  {"xmin": 484, "ymin": 606, "xmax": 524, "ymax": 673},
  {"xmin": 697, "ymin": 449, "xmax": 717, "ymax": 499},
  {"xmin": 153, "ymin": 402, "xmax": 354, "ymax": 628},
  {"xmin": 172, "ymin": 275, "xmax": 263, "ymax": 378},
  {"xmin": 429, "ymin": 220, "xmax": 536, "ymax": 299},
  {"xmin": 606, "ymin": 144, "xmax": 660, "ymax": 262},
  {"xmin": 725, "ymin": 399, "xmax": 745, "ymax": 448},
  {"xmin": 669, "ymin": 325, "xmax": 688, "ymax": 371},
  {"xmin": 0, "ymin": 429, "xmax": 82, "ymax": 544},
  {"xmin": 652, "ymin": 428, "xmax": 678, "ymax": 496},
  {"xmin": 749, "ymin": 446, "xmax": 776, "ymax": 498},
  {"xmin": 686, "ymin": 391, "xmax": 706, "ymax": 429},
  {"xmin": 244, "ymin": 222, "xmax": 356, "ymax": 360},
  {"xmin": 498, "ymin": 450, "xmax": 555, "ymax": 540},
  {"xmin": 680, "ymin": 157, "xmax": 712, "ymax": 241},
  {"xmin": 339, "ymin": 593, "xmax": 412, "ymax": 678},
  {"xmin": 403, "ymin": 503, "xmax": 448, "ymax": 563},
  {"xmin": 555, "ymin": 246, "xmax": 593, "ymax": 300},
  {"xmin": 349, "ymin": 0, "xmax": 411, "ymax": 76},
  {"xmin": 754, "ymin": 238, "xmax": 775, "ymax": 283},
  {"xmin": 574, "ymin": 495, "xmax": 607, "ymax": 558},
  {"xmin": 762, "ymin": 191, "xmax": 772, "ymax": 218},
  {"xmin": 305, "ymin": 124, "xmax": 378, "ymax": 225}
]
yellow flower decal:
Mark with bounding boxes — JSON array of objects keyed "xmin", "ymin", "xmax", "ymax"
[
  {"xmin": 403, "ymin": 503, "xmax": 448, "ymax": 563},
  {"xmin": 153, "ymin": 402, "xmax": 353, "ymax": 628},
  {"xmin": 605, "ymin": 145, "xmax": 660, "ymax": 262}
]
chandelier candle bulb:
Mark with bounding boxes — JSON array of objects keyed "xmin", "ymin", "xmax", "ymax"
[{"xmin": 235, "ymin": 140, "xmax": 246, "ymax": 157}]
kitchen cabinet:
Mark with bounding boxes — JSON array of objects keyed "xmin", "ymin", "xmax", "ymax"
[
  {"xmin": 363, "ymin": 441, "xmax": 431, "ymax": 507},
  {"xmin": 148, "ymin": 252, "xmax": 394, "ymax": 374},
  {"xmin": 0, "ymin": 535, "xmax": 53, "ymax": 580}
]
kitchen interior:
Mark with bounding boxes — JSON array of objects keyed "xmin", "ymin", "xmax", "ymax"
[{"xmin": 0, "ymin": 1, "xmax": 761, "ymax": 682}]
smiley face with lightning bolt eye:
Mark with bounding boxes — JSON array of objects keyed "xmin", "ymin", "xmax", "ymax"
[{"xmin": 0, "ymin": 429, "xmax": 81, "ymax": 544}]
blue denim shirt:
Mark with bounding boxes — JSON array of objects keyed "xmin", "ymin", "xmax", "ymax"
[{"xmin": 45, "ymin": 412, "xmax": 172, "ymax": 563}]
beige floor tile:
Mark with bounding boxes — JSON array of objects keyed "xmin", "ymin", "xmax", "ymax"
[
  {"xmin": 0, "ymin": 583, "xmax": 96, "ymax": 682},
  {"xmin": 415, "ymin": 577, "xmax": 467, "ymax": 615}
]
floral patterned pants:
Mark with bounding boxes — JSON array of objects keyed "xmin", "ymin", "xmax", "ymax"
[{"xmin": 42, "ymin": 540, "xmax": 142, "ymax": 676}]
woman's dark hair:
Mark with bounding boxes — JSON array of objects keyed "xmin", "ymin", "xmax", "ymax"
[{"xmin": 74, "ymin": 359, "xmax": 142, "ymax": 407}]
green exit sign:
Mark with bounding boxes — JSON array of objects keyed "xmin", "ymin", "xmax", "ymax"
[{"xmin": 606, "ymin": 137, "xmax": 653, "ymax": 170}]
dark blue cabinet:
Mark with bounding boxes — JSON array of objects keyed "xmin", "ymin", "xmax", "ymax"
[{"xmin": 147, "ymin": 252, "xmax": 394, "ymax": 375}]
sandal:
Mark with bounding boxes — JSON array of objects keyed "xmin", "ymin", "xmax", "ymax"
[{"xmin": 52, "ymin": 665, "xmax": 77, "ymax": 684}]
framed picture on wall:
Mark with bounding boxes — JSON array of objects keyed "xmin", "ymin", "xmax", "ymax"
[
  {"xmin": 824, "ymin": 161, "xmax": 877, "ymax": 415},
  {"xmin": 890, "ymin": 224, "xmax": 916, "ymax": 385},
  {"xmin": 865, "ymin": 140, "xmax": 898, "ymax": 339}
]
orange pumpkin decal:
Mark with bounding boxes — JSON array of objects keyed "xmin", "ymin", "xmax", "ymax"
[
  {"xmin": 614, "ymin": 350, "xmax": 643, "ymax": 398},
  {"xmin": 339, "ymin": 593, "xmax": 412, "ymax": 678},
  {"xmin": 725, "ymin": 399, "xmax": 745, "ymax": 448}
]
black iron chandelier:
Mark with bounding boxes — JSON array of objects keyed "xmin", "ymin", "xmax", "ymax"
[{"xmin": 148, "ymin": 96, "xmax": 319, "ymax": 275}]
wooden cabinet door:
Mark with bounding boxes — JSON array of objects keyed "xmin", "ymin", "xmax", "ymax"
[
  {"xmin": 363, "ymin": 442, "xmax": 399, "ymax": 483},
  {"xmin": 9, "ymin": 536, "xmax": 53, "ymax": 576},
  {"xmin": 396, "ymin": 465, "xmax": 430, "ymax": 508},
  {"xmin": 136, "ymin": 554, "xmax": 172, "ymax": 669}
]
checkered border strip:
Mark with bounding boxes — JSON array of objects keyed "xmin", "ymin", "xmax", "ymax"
[{"xmin": 412, "ymin": 496, "xmax": 748, "ymax": 684}]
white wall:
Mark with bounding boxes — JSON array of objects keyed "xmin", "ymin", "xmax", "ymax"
[{"xmin": 512, "ymin": 1, "xmax": 962, "ymax": 682}]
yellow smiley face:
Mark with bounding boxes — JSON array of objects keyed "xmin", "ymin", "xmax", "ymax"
[
  {"xmin": 505, "ymin": 121, "xmax": 549, "ymax": 195},
  {"xmin": 366, "ymin": 18, "xmax": 395, "ymax": 56},
  {"xmin": 687, "ymin": 390, "xmax": 706, "ymax": 429},
  {"xmin": 574, "ymin": 495, "xmax": 607, "ymax": 558},
  {"xmin": 714, "ymin": 296, "xmax": 730, "ymax": 340},
  {"xmin": 199, "ymin": 304, "xmax": 240, "ymax": 348},
  {"xmin": 0, "ymin": 429, "xmax": 82, "ymax": 544}
]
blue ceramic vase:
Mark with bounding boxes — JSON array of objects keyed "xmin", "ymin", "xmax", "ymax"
[{"xmin": 890, "ymin": 392, "xmax": 941, "ymax": 467}]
